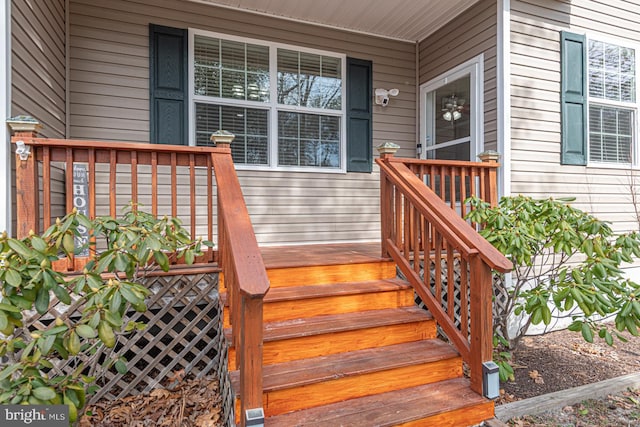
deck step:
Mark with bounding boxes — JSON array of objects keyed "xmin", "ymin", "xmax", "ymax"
[
  {"xmin": 265, "ymin": 377, "xmax": 494, "ymax": 427},
  {"xmin": 227, "ymin": 307, "xmax": 436, "ymax": 367},
  {"xmin": 231, "ymin": 340, "xmax": 462, "ymax": 416},
  {"xmin": 223, "ymin": 278, "xmax": 414, "ymax": 325}
]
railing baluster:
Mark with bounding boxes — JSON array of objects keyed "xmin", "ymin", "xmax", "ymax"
[
  {"xmin": 207, "ymin": 155, "xmax": 214, "ymax": 262},
  {"xmin": 42, "ymin": 147, "xmax": 51, "ymax": 230},
  {"xmin": 460, "ymin": 257, "xmax": 469, "ymax": 338},
  {"xmin": 131, "ymin": 151, "xmax": 138, "ymax": 207},
  {"xmin": 190, "ymin": 154, "xmax": 196, "ymax": 239},
  {"xmin": 109, "ymin": 150, "xmax": 117, "ymax": 217},
  {"xmin": 434, "ymin": 230, "xmax": 442, "ymax": 305},
  {"xmin": 447, "ymin": 242, "xmax": 455, "ymax": 320},
  {"xmin": 460, "ymin": 167, "xmax": 468, "ymax": 219},
  {"xmin": 151, "ymin": 152, "xmax": 158, "ymax": 217},
  {"xmin": 88, "ymin": 148, "xmax": 96, "ymax": 256},
  {"xmin": 171, "ymin": 153, "xmax": 177, "ymax": 219},
  {"xmin": 449, "ymin": 166, "xmax": 456, "ymax": 210},
  {"xmin": 65, "ymin": 148, "xmax": 75, "ymax": 271}
]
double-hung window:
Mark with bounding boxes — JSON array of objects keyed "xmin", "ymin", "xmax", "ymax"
[
  {"xmin": 190, "ymin": 30, "xmax": 345, "ymax": 171},
  {"xmin": 587, "ymin": 39, "xmax": 637, "ymax": 164}
]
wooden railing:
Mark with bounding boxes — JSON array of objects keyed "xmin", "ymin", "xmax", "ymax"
[
  {"xmin": 11, "ymin": 133, "xmax": 269, "ymax": 425},
  {"xmin": 377, "ymin": 153, "xmax": 512, "ymax": 395}
]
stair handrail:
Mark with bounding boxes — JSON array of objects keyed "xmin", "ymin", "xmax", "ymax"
[
  {"xmin": 377, "ymin": 154, "xmax": 512, "ymax": 396},
  {"xmin": 211, "ymin": 150, "xmax": 269, "ymax": 427}
]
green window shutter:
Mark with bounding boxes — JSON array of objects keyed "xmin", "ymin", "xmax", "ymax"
[
  {"xmin": 560, "ymin": 31, "xmax": 587, "ymax": 165},
  {"xmin": 149, "ymin": 24, "xmax": 188, "ymax": 145},
  {"xmin": 346, "ymin": 58, "xmax": 373, "ymax": 173}
]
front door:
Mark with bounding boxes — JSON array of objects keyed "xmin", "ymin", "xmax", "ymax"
[{"xmin": 419, "ymin": 56, "xmax": 483, "ymax": 161}]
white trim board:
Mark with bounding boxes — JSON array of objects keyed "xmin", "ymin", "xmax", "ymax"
[
  {"xmin": 497, "ymin": 0, "xmax": 511, "ymax": 198},
  {"xmin": 1, "ymin": 0, "xmax": 11, "ymax": 234}
]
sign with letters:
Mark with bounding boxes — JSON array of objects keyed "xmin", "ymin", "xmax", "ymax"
[
  {"xmin": 1, "ymin": 405, "xmax": 68, "ymax": 426},
  {"xmin": 73, "ymin": 164, "xmax": 90, "ymax": 257}
]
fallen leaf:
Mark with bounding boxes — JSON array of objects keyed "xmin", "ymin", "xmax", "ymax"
[{"xmin": 528, "ymin": 370, "xmax": 545, "ymax": 384}]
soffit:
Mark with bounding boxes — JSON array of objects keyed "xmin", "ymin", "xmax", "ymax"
[{"xmin": 190, "ymin": 0, "xmax": 481, "ymax": 42}]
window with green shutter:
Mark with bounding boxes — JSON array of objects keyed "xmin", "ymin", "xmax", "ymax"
[
  {"xmin": 149, "ymin": 25, "xmax": 373, "ymax": 173},
  {"xmin": 561, "ymin": 31, "xmax": 638, "ymax": 166}
]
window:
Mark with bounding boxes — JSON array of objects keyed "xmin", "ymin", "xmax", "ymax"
[
  {"xmin": 588, "ymin": 40, "xmax": 637, "ymax": 164},
  {"xmin": 190, "ymin": 31, "xmax": 345, "ymax": 170}
]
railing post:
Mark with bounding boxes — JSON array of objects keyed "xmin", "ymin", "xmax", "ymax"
[
  {"xmin": 7, "ymin": 116, "xmax": 41, "ymax": 238},
  {"xmin": 377, "ymin": 142, "xmax": 400, "ymax": 258},
  {"xmin": 240, "ymin": 295, "xmax": 264, "ymax": 427},
  {"xmin": 478, "ymin": 150, "xmax": 500, "ymax": 207},
  {"xmin": 469, "ymin": 253, "xmax": 493, "ymax": 395}
]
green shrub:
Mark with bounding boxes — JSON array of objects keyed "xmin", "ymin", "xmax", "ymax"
[
  {"xmin": 0, "ymin": 206, "xmax": 210, "ymax": 422},
  {"xmin": 467, "ymin": 196, "xmax": 640, "ymax": 380}
]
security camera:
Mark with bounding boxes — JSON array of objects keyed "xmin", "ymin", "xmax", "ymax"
[
  {"xmin": 14, "ymin": 140, "xmax": 31, "ymax": 160},
  {"xmin": 375, "ymin": 88, "xmax": 400, "ymax": 107}
]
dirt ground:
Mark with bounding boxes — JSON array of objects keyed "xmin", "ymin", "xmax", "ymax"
[
  {"xmin": 501, "ymin": 328, "xmax": 640, "ymax": 400},
  {"xmin": 500, "ymin": 327, "xmax": 640, "ymax": 427}
]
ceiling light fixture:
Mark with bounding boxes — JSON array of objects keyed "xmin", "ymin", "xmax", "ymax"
[{"xmin": 442, "ymin": 94, "xmax": 465, "ymax": 122}]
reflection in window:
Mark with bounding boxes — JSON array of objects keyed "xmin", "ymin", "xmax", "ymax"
[
  {"xmin": 277, "ymin": 49, "xmax": 342, "ymax": 110},
  {"xmin": 195, "ymin": 103, "xmax": 269, "ymax": 165},
  {"xmin": 278, "ymin": 112, "xmax": 340, "ymax": 168},
  {"xmin": 194, "ymin": 36, "xmax": 269, "ymax": 101}
]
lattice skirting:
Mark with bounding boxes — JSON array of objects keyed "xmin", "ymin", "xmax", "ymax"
[
  {"xmin": 401, "ymin": 260, "xmax": 507, "ymax": 336},
  {"xmin": 23, "ymin": 272, "xmax": 234, "ymax": 426}
]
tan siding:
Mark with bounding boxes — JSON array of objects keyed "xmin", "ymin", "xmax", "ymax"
[
  {"xmin": 510, "ymin": 0, "xmax": 640, "ymax": 234},
  {"xmin": 418, "ymin": 0, "xmax": 498, "ymax": 152},
  {"xmin": 69, "ymin": 0, "xmax": 417, "ymax": 245},
  {"xmin": 11, "ymin": 0, "xmax": 66, "ymax": 138}
]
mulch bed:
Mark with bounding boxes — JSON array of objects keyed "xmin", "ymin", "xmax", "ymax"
[
  {"xmin": 500, "ymin": 327, "xmax": 640, "ymax": 403},
  {"xmin": 80, "ymin": 374, "xmax": 224, "ymax": 427}
]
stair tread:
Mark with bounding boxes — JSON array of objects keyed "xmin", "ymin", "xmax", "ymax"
[
  {"xmin": 230, "ymin": 339, "xmax": 460, "ymax": 392},
  {"xmin": 261, "ymin": 242, "xmax": 387, "ymax": 269},
  {"xmin": 221, "ymin": 278, "xmax": 410, "ymax": 306},
  {"xmin": 224, "ymin": 307, "xmax": 432, "ymax": 344},
  {"xmin": 262, "ymin": 306, "xmax": 432, "ymax": 342},
  {"xmin": 266, "ymin": 377, "xmax": 492, "ymax": 427}
]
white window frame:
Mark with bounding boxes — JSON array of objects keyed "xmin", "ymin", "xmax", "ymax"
[
  {"xmin": 586, "ymin": 33, "xmax": 640, "ymax": 168},
  {"xmin": 419, "ymin": 54, "xmax": 484, "ymax": 161},
  {"xmin": 188, "ymin": 28, "xmax": 347, "ymax": 173}
]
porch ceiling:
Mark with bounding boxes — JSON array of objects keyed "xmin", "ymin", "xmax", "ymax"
[{"xmin": 190, "ymin": 0, "xmax": 481, "ymax": 42}]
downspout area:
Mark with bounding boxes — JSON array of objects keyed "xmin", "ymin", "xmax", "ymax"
[{"xmin": 416, "ymin": 40, "xmax": 420, "ymax": 159}]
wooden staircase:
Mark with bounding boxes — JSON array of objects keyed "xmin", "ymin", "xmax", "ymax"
[{"xmin": 223, "ymin": 243, "xmax": 494, "ymax": 426}]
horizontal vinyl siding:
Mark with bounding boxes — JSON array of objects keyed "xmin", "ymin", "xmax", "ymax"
[
  {"xmin": 11, "ymin": 0, "xmax": 66, "ymax": 138},
  {"xmin": 69, "ymin": 0, "xmax": 417, "ymax": 245},
  {"xmin": 510, "ymin": 0, "xmax": 640, "ymax": 234},
  {"xmin": 418, "ymin": 0, "xmax": 498, "ymax": 152}
]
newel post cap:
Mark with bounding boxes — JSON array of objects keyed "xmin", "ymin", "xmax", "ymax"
[
  {"xmin": 376, "ymin": 142, "xmax": 400, "ymax": 158},
  {"xmin": 210, "ymin": 130, "xmax": 235, "ymax": 147},
  {"xmin": 7, "ymin": 115, "xmax": 42, "ymax": 136},
  {"xmin": 478, "ymin": 150, "xmax": 501, "ymax": 163}
]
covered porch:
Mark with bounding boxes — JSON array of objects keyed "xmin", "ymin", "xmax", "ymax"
[
  {"xmin": 5, "ymin": 0, "xmax": 512, "ymax": 425},
  {"xmin": 9, "ymin": 122, "xmax": 510, "ymax": 425}
]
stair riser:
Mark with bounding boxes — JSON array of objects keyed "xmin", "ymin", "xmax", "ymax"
[
  {"xmin": 395, "ymin": 402, "xmax": 494, "ymax": 427},
  {"xmin": 223, "ymin": 288, "xmax": 415, "ymax": 327},
  {"xmin": 259, "ymin": 357, "xmax": 463, "ymax": 417},
  {"xmin": 228, "ymin": 320, "xmax": 436, "ymax": 369},
  {"xmin": 219, "ymin": 262, "xmax": 397, "ymax": 294},
  {"xmin": 266, "ymin": 262, "xmax": 397, "ymax": 288}
]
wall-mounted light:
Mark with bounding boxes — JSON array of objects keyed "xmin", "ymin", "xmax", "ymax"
[
  {"xmin": 375, "ymin": 88, "xmax": 399, "ymax": 107},
  {"xmin": 442, "ymin": 94, "xmax": 465, "ymax": 122}
]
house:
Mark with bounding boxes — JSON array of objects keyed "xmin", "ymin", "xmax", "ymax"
[{"xmin": 1, "ymin": 0, "xmax": 636, "ymax": 425}]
